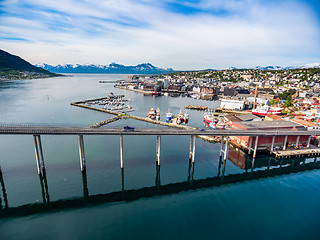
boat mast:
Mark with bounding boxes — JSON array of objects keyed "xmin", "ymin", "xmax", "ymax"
[{"xmin": 253, "ymin": 85, "xmax": 258, "ymax": 109}]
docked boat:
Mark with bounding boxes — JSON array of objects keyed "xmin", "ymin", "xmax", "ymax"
[
  {"xmin": 251, "ymin": 106, "xmax": 283, "ymax": 116},
  {"xmin": 184, "ymin": 111, "xmax": 189, "ymax": 124},
  {"xmin": 151, "ymin": 91, "xmax": 161, "ymax": 96},
  {"xmin": 166, "ymin": 110, "xmax": 172, "ymax": 123},
  {"xmin": 156, "ymin": 108, "xmax": 160, "ymax": 120},
  {"xmin": 146, "ymin": 108, "xmax": 156, "ymax": 119},
  {"xmin": 203, "ymin": 110, "xmax": 224, "ymax": 129},
  {"xmin": 203, "ymin": 111, "xmax": 215, "ymax": 128},
  {"xmin": 216, "ymin": 120, "xmax": 225, "ymax": 129},
  {"xmin": 176, "ymin": 110, "xmax": 184, "ymax": 125}
]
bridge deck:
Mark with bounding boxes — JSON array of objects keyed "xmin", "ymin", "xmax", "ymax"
[{"xmin": 0, "ymin": 125, "xmax": 319, "ymax": 136}]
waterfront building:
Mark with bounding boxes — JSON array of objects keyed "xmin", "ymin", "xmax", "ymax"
[
  {"xmin": 227, "ymin": 120, "xmax": 311, "ymax": 151},
  {"xmin": 224, "ymin": 114, "xmax": 261, "ymax": 127},
  {"xmin": 290, "ymin": 118, "xmax": 320, "ymax": 131},
  {"xmin": 220, "ymin": 99, "xmax": 246, "ymax": 110}
]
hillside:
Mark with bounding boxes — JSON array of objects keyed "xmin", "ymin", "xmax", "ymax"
[{"xmin": 0, "ymin": 49, "xmax": 59, "ymax": 80}]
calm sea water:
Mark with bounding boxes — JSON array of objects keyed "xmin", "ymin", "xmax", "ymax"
[{"xmin": 1, "ymin": 74, "xmax": 320, "ymax": 240}]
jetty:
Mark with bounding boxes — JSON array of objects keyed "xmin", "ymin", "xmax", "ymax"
[
  {"xmin": 184, "ymin": 105, "xmax": 208, "ymax": 111},
  {"xmin": 271, "ymin": 146, "xmax": 320, "ymax": 159},
  {"xmin": 215, "ymin": 108, "xmax": 251, "ymax": 115}
]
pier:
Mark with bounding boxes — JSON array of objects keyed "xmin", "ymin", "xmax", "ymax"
[
  {"xmin": 184, "ymin": 105, "xmax": 208, "ymax": 111},
  {"xmin": 114, "ymin": 85, "xmax": 154, "ymax": 95},
  {"xmin": 215, "ymin": 108, "xmax": 251, "ymax": 115},
  {"xmin": 271, "ymin": 146, "xmax": 320, "ymax": 159}
]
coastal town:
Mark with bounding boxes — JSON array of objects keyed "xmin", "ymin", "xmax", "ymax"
[{"xmin": 110, "ymin": 67, "xmax": 320, "ymax": 158}]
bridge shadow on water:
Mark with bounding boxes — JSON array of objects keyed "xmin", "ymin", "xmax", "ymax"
[{"xmin": 1, "ymin": 156, "xmax": 320, "ymax": 218}]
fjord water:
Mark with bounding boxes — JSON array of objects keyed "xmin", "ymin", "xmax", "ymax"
[{"xmin": 1, "ymin": 74, "xmax": 320, "ymax": 240}]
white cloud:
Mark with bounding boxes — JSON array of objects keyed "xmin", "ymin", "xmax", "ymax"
[{"xmin": 0, "ymin": 0, "xmax": 319, "ymax": 69}]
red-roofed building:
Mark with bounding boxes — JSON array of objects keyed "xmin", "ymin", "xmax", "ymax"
[{"xmin": 228, "ymin": 120, "xmax": 311, "ymax": 152}]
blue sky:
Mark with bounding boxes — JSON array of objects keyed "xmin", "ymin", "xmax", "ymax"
[{"xmin": 0, "ymin": 0, "xmax": 320, "ymax": 70}]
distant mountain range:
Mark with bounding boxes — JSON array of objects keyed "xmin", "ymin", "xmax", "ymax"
[
  {"xmin": 36, "ymin": 62, "xmax": 174, "ymax": 74},
  {"xmin": 227, "ymin": 63, "xmax": 320, "ymax": 71}
]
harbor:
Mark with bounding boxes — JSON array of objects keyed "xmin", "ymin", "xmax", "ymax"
[
  {"xmin": 1, "ymin": 74, "xmax": 320, "ymax": 240},
  {"xmin": 69, "ymin": 94, "xmax": 224, "ymax": 142},
  {"xmin": 69, "ymin": 88, "xmax": 320, "ymax": 158}
]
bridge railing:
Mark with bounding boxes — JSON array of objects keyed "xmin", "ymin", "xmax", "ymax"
[{"xmin": 0, "ymin": 123, "xmax": 88, "ymax": 128}]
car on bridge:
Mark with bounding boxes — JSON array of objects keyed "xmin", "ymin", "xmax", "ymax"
[{"xmin": 124, "ymin": 126, "xmax": 135, "ymax": 131}]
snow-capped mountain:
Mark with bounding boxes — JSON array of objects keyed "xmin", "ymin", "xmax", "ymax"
[
  {"xmin": 254, "ymin": 66, "xmax": 283, "ymax": 70},
  {"xmin": 36, "ymin": 62, "xmax": 174, "ymax": 74},
  {"xmin": 298, "ymin": 63, "xmax": 320, "ymax": 69}
]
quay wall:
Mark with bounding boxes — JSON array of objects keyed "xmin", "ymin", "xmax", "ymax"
[{"xmin": 114, "ymin": 85, "xmax": 152, "ymax": 95}]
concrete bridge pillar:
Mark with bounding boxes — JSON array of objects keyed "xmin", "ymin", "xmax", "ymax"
[
  {"xmin": 296, "ymin": 135, "xmax": 300, "ymax": 148},
  {"xmin": 156, "ymin": 135, "xmax": 161, "ymax": 165},
  {"xmin": 221, "ymin": 136, "xmax": 229, "ymax": 178},
  {"xmin": 189, "ymin": 136, "xmax": 194, "ymax": 160},
  {"xmin": 223, "ymin": 136, "xmax": 229, "ymax": 162},
  {"xmin": 271, "ymin": 136, "xmax": 275, "ymax": 151},
  {"xmin": 188, "ymin": 135, "xmax": 196, "ymax": 162},
  {"xmin": 78, "ymin": 135, "xmax": 86, "ymax": 172},
  {"xmin": 307, "ymin": 136, "xmax": 311, "ymax": 148},
  {"xmin": 33, "ymin": 135, "xmax": 46, "ymax": 176},
  {"xmin": 219, "ymin": 136, "xmax": 225, "ymax": 159},
  {"xmin": 248, "ymin": 137, "xmax": 253, "ymax": 154},
  {"xmin": 252, "ymin": 136, "xmax": 259, "ymax": 170},
  {"xmin": 283, "ymin": 135, "xmax": 288, "ymax": 151},
  {"xmin": 192, "ymin": 136, "xmax": 196, "ymax": 163},
  {"xmin": 120, "ymin": 135, "xmax": 124, "ymax": 169}
]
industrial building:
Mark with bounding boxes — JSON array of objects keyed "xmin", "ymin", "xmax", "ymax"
[{"xmin": 224, "ymin": 116, "xmax": 312, "ymax": 151}]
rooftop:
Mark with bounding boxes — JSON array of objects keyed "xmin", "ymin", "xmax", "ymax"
[
  {"xmin": 237, "ymin": 113, "xmax": 262, "ymax": 122},
  {"xmin": 290, "ymin": 118, "xmax": 318, "ymax": 127},
  {"xmin": 238, "ymin": 120, "xmax": 306, "ymax": 130}
]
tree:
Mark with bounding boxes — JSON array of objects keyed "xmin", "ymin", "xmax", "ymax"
[{"xmin": 283, "ymin": 100, "xmax": 293, "ymax": 108}]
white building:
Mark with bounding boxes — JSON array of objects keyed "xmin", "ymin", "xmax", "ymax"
[
  {"xmin": 220, "ymin": 99, "xmax": 245, "ymax": 110},
  {"xmin": 163, "ymin": 79, "xmax": 170, "ymax": 89}
]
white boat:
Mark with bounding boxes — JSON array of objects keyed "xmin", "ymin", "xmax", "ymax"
[
  {"xmin": 216, "ymin": 120, "xmax": 225, "ymax": 129},
  {"xmin": 146, "ymin": 108, "xmax": 156, "ymax": 119},
  {"xmin": 166, "ymin": 110, "xmax": 172, "ymax": 123},
  {"xmin": 176, "ymin": 110, "xmax": 184, "ymax": 125},
  {"xmin": 203, "ymin": 111, "xmax": 215, "ymax": 128},
  {"xmin": 156, "ymin": 108, "xmax": 160, "ymax": 120},
  {"xmin": 184, "ymin": 111, "xmax": 189, "ymax": 124}
]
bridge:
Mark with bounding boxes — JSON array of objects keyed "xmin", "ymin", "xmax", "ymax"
[
  {"xmin": 0, "ymin": 124, "xmax": 319, "ymax": 173},
  {"xmin": 1, "ymin": 123, "xmax": 320, "ymax": 214},
  {"xmin": 1, "ymin": 124, "xmax": 320, "ymax": 136}
]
